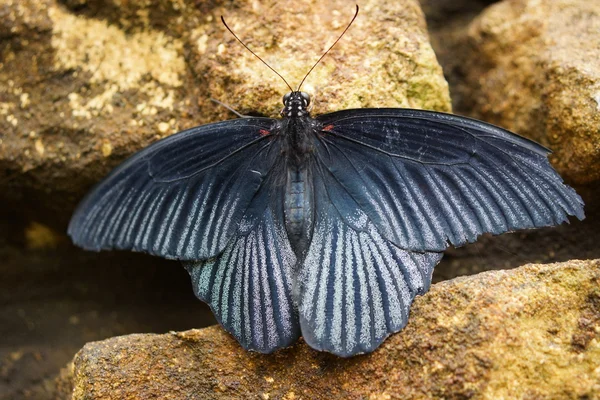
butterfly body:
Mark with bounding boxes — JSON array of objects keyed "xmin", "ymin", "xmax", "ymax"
[
  {"xmin": 285, "ymin": 166, "xmax": 313, "ymax": 258},
  {"xmin": 69, "ymin": 90, "xmax": 584, "ymax": 357},
  {"xmin": 267, "ymin": 91, "xmax": 320, "ymax": 258},
  {"xmin": 278, "ymin": 92, "xmax": 319, "ymax": 165}
]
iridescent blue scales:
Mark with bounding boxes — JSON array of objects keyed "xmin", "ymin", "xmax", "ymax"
[{"xmin": 69, "ymin": 93, "xmax": 585, "ymax": 357}]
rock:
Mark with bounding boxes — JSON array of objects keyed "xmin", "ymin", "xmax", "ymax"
[
  {"xmin": 0, "ymin": 234, "xmax": 219, "ymax": 400},
  {"xmin": 419, "ymin": 0, "xmax": 497, "ymax": 109},
  {"xmin": 419, "ymin": 0, "xmax": 600, "ymax": 308},
  {"xmin": 419, "ymin": 0, "xmax": 496, "ymax": 24},
  {"xmin": 0, "ymin": 0, "xmax": 450, "ymax": 230},
  {"xmin": 450, "ymin": 0, "xmax": 600, "ymax": 185},
  {"xmin": 54, "ymin": 259, "xmax": 600, "ymax": 399}
]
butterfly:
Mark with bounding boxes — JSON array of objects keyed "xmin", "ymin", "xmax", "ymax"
[{"xmin": 68, "ymin": 6, "xmax": 585, "ymax": 357}]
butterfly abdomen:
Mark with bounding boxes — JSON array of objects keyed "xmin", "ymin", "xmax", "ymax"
[{"xmin": 284, "ymin": 166, "xmax": 313, "ymax": 257}]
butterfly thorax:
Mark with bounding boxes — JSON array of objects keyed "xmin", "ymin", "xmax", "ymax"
[
  {"xmin": 280, "ymin": 117, "xmax": 316, "ymax": 166},
  {"xmin": 281, "ymin": 91, "xmax": 310, "ymax": 118},
  {"xmin": 280, "ymin": 91, "xmax": 317, "ymax": 167}
]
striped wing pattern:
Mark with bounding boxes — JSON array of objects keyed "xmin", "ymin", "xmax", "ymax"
[
  {"xmin": 316, "ymin": 109, "xmax": 585, "ymax": 252},
  {"xmin": 184, "ymin": 184, "xmax": 300, "ymax": 353},
  {"xmin": 68, "ymin": 118, "xmax": 278, "ymax": 260},
  {"xmin": 297, "ymin": 167, "xmax": 442, "ymax": 356},
  {"xmin": 69, "ymin": 107, "xmax": 585, "ymax": 357}
]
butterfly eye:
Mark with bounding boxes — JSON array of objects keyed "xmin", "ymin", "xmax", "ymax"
[
  {"xmin": 300, "ymin": 91, "xmax": 311, "ymax": 106},
  {"xmin": 283, "ymin": 92, "xmax": 292, "ymax": 105}
]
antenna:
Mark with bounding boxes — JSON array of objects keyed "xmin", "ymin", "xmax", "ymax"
[
  {"xmin": 221, "ymin": 16, "xmax": 294, "ymax": 92},
  {"xmin": 297, "ymin": 5, "xmax": 359, "ymax": 91},
  {"xmin": 221, "ymin": 5, "xmax": 359, "ymax": 93}
]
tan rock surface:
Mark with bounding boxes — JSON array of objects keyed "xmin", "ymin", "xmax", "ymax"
[
  {"xmin": 451, "ymin": 0, "xmax": 600, "ymax": 184},
  {"xmin": 55, "ymin": 259, "xmax": 600, "ymax": 400},
  {"xmin": 0, "ymin": 0, "xmax": 450, "ymax": 228},
  {"xmin": 419, "ymin": 0, "xmax": 495, "ymax": 109}
]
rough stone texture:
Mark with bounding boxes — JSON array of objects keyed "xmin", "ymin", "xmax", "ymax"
[
  {"xmin": 0, "ymin": 0, "xmax": 450, "ymax": 230},
  {"xmin": 53, "ymin": 260, "xmax": 600, "ymax": 400},
  {"xmin": 419, "ymin": 0, "xmax": 497, "ymax": 23},
  {"xmin": 450, "ymin": 0, "xmax": 600, "ymax": 185},
  {"xmin": 419, "ymin": 0, "xmax": 497, "ymax": 107},
  {"xmin": 0, "ymin": 236, "xmax": 215, "ymax": 400}
]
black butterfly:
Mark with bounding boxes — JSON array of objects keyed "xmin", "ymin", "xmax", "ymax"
[{"xmin": 68, "ymin": 8, "xmax": 584, "ymax": 357}]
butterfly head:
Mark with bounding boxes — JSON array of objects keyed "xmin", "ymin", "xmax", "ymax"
[{"xmin": 282, "ymin": 91, "xmax": 310, "ymax": 118}]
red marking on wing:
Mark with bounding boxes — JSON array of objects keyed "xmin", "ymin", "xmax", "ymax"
[
  {"xmin": 322, "ymin": 124, "xmax": 335, "ymax": 132},
  {"xmin": 259, "ymin": 129, "xmax": 270, "ymax": 136}
]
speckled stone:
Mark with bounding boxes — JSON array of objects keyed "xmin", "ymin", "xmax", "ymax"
[
  {"xmin": 55, "ymin": 259, "xmax": 600, "ymax": 399},
  {"xmin": 450, "ymin": 0, "xmax": 600, "ymax": 185}
]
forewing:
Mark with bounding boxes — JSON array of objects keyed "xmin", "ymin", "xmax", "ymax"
[
  {"xmin": 297, "ymin": 165, "xmax": 442, "ymax": 357},
  {"xmin": 316, "ymin": 109, "xmax": 585, "ymax": 252},
  {"xmin": 184, "ymin": 175, "xmax": 300, "ymax": 353},
  {"xmin": 69, "ymin": 118, "xmax": 280, "ymax": 260}
]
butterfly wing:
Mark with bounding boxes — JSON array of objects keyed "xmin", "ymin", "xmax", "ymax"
[
  {"xmin": 297, "ymin": 162, "xmax": 442, "ymax": 356},
  {"xmin": 184, "ymin": 167, "xmax": 300, "ymax": 353},
  {"xmin": 68, "ymin": 118, "xmax": 281, "ymax": 260},
  {"xmin": 298, "ymin": 108, "xmax": 585, "ymax": 356},
  {"xmin": 315, "ymin": 109, "xmax": 585, "ymax": 252}
]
